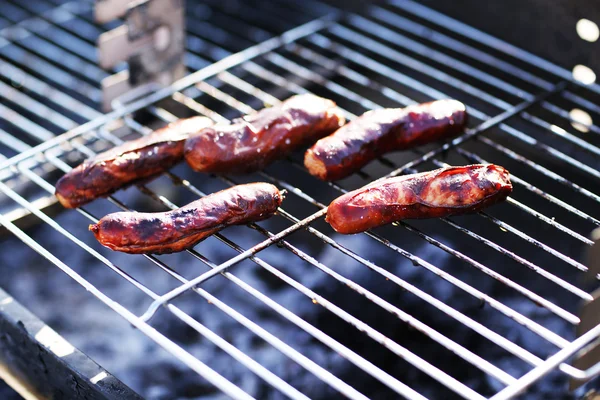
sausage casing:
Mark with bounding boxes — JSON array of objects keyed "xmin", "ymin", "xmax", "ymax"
[
  {"xmin": 184, "ymin": 94, "xmax": 345, "ymax": 174},
  {"xmin": 89, "ymin": 183, "xmax": 282, "ymax": 254},
  {"xmin": 55, "ymin": 117, "xmax": 214, "ymax": 208},
  {"xmin": 305, "ymin": 100, "xmax": 467, "ymax": 181},
  {"xmin": 326, "ymin": 164, "xmax": 512, "ymax": 234}
]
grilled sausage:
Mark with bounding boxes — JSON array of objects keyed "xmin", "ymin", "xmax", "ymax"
[
  {"xmin": 89, "ymin": 183, "xmax": 282, "ymax": 254},
  {"xmin": 184, "ymin": 94, "xmax": 345, "ymax": 174},
  {"xmin": 326, "ymin": 164, "xmax": 512, "ymax": 234},
  {"xmin": 55, "ymin": 117, "xmax": 214, "ymax": 209},
  {"xmin": 305, "ymin": 100, "xmax": 467, "ymax": 181}
]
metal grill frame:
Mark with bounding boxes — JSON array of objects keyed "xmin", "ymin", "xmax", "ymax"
[{"xmin": 1, "ymin": 0, "xmax": 600, "ymax": 399}]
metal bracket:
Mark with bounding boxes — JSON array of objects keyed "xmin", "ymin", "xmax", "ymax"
[
  {"xmin": 95, "ymin": 0, "xmax": 186, "ymax": 111},
  {"xmin": 569, "ymin": 227, "xmax": 600, "ymax": 390}
]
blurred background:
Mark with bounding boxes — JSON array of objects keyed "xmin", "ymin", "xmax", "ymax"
[{"xmin": 423, "ymin": 0, "xmax": 600, "ymax": 76}]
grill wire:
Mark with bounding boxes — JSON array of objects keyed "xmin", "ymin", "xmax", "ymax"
[{"xmin": 1, "ymin": 0, "xmax": 600, "ymax": 399}]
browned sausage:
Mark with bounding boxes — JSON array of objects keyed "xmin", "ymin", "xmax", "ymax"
[
  {"xmin": 184, "ymin": 94, "xmax": 345, "ymax": 174},
  {"xmin": 89, "ymin": 183, "xmax": 282, "ymax": 254},
  {"xmin": 305, "ymin": 100, "xmax": 467, "ymax": 181},
  {"xmin": 55, "ymin": 117, "xmax": 214, "ymax": 209},
  {"xmin": 326, "ymin": 164, "xmax": 512, "ymax": 234}
]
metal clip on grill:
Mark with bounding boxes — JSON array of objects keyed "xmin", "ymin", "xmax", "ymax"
[
  {"xmin": 96, "ymin": 0, "xmax": 186, "ymax": 111},
  {"xmin": 1, "ymin": 0, "xmax": 600, "ymax": 399}
]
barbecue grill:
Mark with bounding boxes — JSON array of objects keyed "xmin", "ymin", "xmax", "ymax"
[{"xmin": 1, "ymin": 0, "xmax": 600, "ymax": 399}]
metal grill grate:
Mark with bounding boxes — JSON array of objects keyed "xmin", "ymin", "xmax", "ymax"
[{"xmin": 1, "ymin": 0, "xmax": 600, "ymax": 399}]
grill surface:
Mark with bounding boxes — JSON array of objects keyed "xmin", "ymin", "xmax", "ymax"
[{"xmin": 1, "ymin": 0, "xmax": 600, "ymax": 399}]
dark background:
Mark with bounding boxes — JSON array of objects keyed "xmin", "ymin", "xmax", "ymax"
[
  {"xmin": 325, "ymin": 0, "xmax": 600, "ymax": 75},
  {"xmin": 421, "ymin": 0, "xmax": 600, "ymax": 74}
]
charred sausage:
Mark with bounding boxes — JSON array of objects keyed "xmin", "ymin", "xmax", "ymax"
[
  {"xmin": 305, "ymin": 100, "xmax": 467, "ymax": 181},
  {"xmin": 55, "ymin": 117, "xmax": 214, "ymax": 208},
  {"xmin": 89, "ymin": 183, "xmax": 282, "ymax": 254},
  {"xmin": 184, "ymin": 94, "xmax": 345, "ymax": 174},
  {"xmin": 326, "ymin": 164, "xmax": 512, "ymax": 234}
]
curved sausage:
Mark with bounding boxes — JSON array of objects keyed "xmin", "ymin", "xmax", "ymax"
[
  {"xmin": 305, "ymin": 100, "xmax": 467, "ymax": 181},
  {"xmin": 89, "ymin": 183, "xmax": 282, "ymax": 254},
  {"xmin": 55, "ymin": 117, "xmax": 214, "ymax": 208},
  {"xmin": 326, "ymin": 164, "xmax": 512, "ymax": 234},
  {"xmin": 184, "ymin": 94, "xmax": 345, "ymax": 174}
]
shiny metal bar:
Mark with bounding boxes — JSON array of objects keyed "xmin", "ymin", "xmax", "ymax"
[
  {"xmin": 15, "ymin": 166, "xmax": 318, "ymax": 400},
  {"xmin": 0, "ymin": 16, "xmax": 336, "ymax": 172},
  {"xmin": 355, "ymin": 10, "xmax": 600, "ymax": 136},
  {"xmin": 316, "ymin": 28, "xmax": 600, "ymax": 184}
]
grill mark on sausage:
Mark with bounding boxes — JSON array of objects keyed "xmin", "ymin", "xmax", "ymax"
[
  {"xmin": 326, "ymin": 164, "xmax": 512, "ymax": 234},
  {"xmin": 184, "ymin": 94, "xmax": 345, "ymax": 174},
  {"xmin": 89, "ymin": 183, "xmax": 283, "ymax": 254},
  {"xmin": 55, "ymin": 116, "xmax": 214, "ymax": 209},
  {"xmin": 304, "ymin": 100, "xmax": 468, "ymax": 181}
]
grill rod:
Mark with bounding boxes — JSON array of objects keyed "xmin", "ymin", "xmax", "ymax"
[
  {"xmin": 350, "ymin": 10, "xmax": 600, "ymax": 137},
  {"xmin": 287, "ymin": 41, "xmax": 600, "ymax": 225},
  {"xmin": 135, "ymin": 76, "xmax": 572, "ymax": 354},
  {"xmin": 14, "ymin": 162, "xmax": 361, "ymax": 400},
  {"xmin": 119, "ymin": 106, "xmax": 541, "ymax": 388},
  {"xmin": 19, "ymin": 0, "xmax": 600, "ymax": 288},
  {"xmin": 0, "ymin": 0, "xmax": 592, "ymax": 334},
  {"xmin": 261, "ymin": 48, "xmax": 591, "ymax": 247},
  {"xmin": 141, "ymin": 79, "xmax": 568, "ymax": 321},
  {"xmin": 0, "ymin": 15, "xmax": 337, "ymax": 172},
  {"xmin": 73, "ymin": 113, "xmax": 519, "ymax": 395},
  {"xmin": 2, "ymin": 20, "xmax": 596, "ymax": 244},
  {"xmin": 4, "ymin": 0, "xmax": 600, "ymax": 180},
  {"xmin": 137, "ymin": 70, "xmax": 600, "ymax": 397},
  {"xmin": 110, "ymin": 78, "xmax": 588, "ymax": 394},
  {"xmin": 280, "ymin": 42, "xmax": 597, "ymax": 252},
  {"xmin": 127, "ymin": 109, "xmax": 522, "ymax": 385},
  {"xmin": 307, "ymin": 31, "xmax": 600, "ymax": 188},
  {"xmin": 391, "ymin": 0, "xmax": 600, "ymax": 96},
  {"xmin": 1, "ymin": 69, "xmax": 596, "ymax": 400},
  {"xmin": 0, "ymin": 0, "xmax": 596, "ymax": 183},
  {"xmin": 250, "ymin": 45, "xmax": 592, "ymax": 272},
  {"xmin": 117, "ymin": 94, "xmax": 592, "ymax": 394}
]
